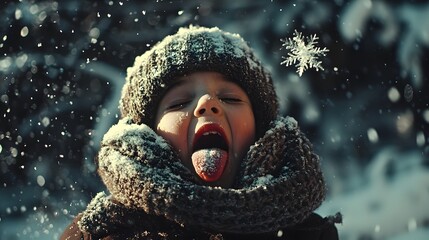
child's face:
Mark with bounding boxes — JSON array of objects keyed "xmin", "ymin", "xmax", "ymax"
[{"xmin": 155, "ymin": 72, "xmax": 255, "ymax": 188}]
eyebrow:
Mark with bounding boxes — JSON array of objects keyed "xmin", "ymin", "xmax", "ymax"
[{"xmin": 163, "ymin": 78, "xmax": 187, "ymax": 93}]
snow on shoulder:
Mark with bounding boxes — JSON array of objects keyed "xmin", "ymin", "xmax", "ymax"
[
  {"xmin": 78, "ymin": 192, "xmax": 111, "ymax": 232},
  {"xmin": 101, "ymin": 117, "xmax": 170, "ymax": 151},
  {"xmin": 266, "ymin": 116, "xmax": 298, "ymax": 135}
]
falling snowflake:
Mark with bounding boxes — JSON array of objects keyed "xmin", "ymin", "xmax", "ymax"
[{"xmin": 280, "ymin": 30, "xmax": 329, "ymax": 76}]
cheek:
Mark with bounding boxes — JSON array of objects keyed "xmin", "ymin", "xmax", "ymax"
[
  {"xmin": 157, "ymin": 112, "xmax": 189, "ymax": 132},
  {"xmin": 229, "ymin": 108, "xmax": 255, "ymax": 151},
  {"xmin": 156, "ymin": 112, "xmax": 190, "ymax": 157}
]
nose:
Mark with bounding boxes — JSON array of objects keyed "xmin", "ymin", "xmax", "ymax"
[{"xmin": 194, "ymin": 94, "xmax": 222, "ymax": 117}]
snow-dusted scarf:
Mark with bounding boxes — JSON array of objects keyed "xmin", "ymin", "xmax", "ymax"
[{"xmin": 78, "ymin": 116, "xmax": 326, "ymax": 236}]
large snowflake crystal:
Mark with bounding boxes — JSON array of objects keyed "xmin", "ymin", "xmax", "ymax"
[{"xmin": 281, "ymin": 30, "xmax": 329, "ymax": 76}]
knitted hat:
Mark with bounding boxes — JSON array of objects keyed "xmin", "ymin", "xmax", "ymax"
[{"xmin": 120, "ymin": 25, "xmax": 279, "ymax": 137}]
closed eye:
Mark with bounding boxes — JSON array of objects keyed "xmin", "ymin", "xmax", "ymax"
[
  {"xmin": 220, "ymin": 97, "xmax": 242, "ymax": 104},
  {"xmin": 166, "ymin": 100, "xmax": 191, "ymax": 111}
]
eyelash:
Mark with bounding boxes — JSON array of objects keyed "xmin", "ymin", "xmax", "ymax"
[
  {"xmin": 165, "ymin": 97, "xmax": 242, "ymax": 111},
  {"xmin": 166, "ymin": 100, "xmax": 191, "ymax": 111},
  {"xmin": 220, "ymin": 97, "xmax": 242, "ymax": 103}
]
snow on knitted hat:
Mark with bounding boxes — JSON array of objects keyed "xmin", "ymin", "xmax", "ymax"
[{"xmin": 120, "ymin": 25, "xmax": 279, "ymax": 137}]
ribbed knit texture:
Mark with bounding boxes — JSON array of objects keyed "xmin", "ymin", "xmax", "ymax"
[{"xmin": 78, "ymin": 116, "xmax": 326, "ymax": 237}]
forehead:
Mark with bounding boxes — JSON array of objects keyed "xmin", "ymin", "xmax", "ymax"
[{"xmin": 166, "ymin": 71, "xmax": 246, "ymax": 93}]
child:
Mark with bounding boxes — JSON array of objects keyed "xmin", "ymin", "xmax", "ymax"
[{"xmin": 61, "ymin": 25, "xmax": 339, "ymax": 239}]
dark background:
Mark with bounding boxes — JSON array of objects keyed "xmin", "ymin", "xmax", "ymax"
[{"xmin": 1, "ymin": 1, "xmax": 428, "ymax": 239}]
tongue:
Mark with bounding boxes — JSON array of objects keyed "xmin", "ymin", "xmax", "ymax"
[{"xmin": 191, "ymin": 148, "xmax": 228, "ymax": 182}]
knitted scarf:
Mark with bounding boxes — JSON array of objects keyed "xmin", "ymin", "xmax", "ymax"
[{"xmin": 78, "ymin": 116, "xmax": 326, "ymax": 236}]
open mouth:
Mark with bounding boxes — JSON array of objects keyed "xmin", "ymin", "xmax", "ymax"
[
  {"xmin": 192, "ymin": 125, "xmax": 228, "ymax": 152},
  {"xmin": 191, "ymin": 124, "xmax": 229, "ymax": 182}
]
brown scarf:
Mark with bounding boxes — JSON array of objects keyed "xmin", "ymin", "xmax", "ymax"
[{"xmin": 78, "ymin": 116, "xmax": 326, "ymax": 236}]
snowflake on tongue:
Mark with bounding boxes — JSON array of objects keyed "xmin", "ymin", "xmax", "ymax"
[
  {"xmin": 201, "ymin": 150, "xmax": 221, "ymax": 173},
  {"xmin": 192, "ymin": 148, "xmax": 227, "ymax": 182},
  {"xmin": 280, "ymin": 30, "xmax": 329, "ymax": 76}
]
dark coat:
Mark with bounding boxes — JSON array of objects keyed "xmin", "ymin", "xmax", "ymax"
[{"xmin": 60, "ymin": 211, "xmax": 339, "ymax": 240}]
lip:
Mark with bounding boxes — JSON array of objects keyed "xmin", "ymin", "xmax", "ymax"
[{"xmin": 192, "ymin": 123, "xmax": 229, "ymax": 152}]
